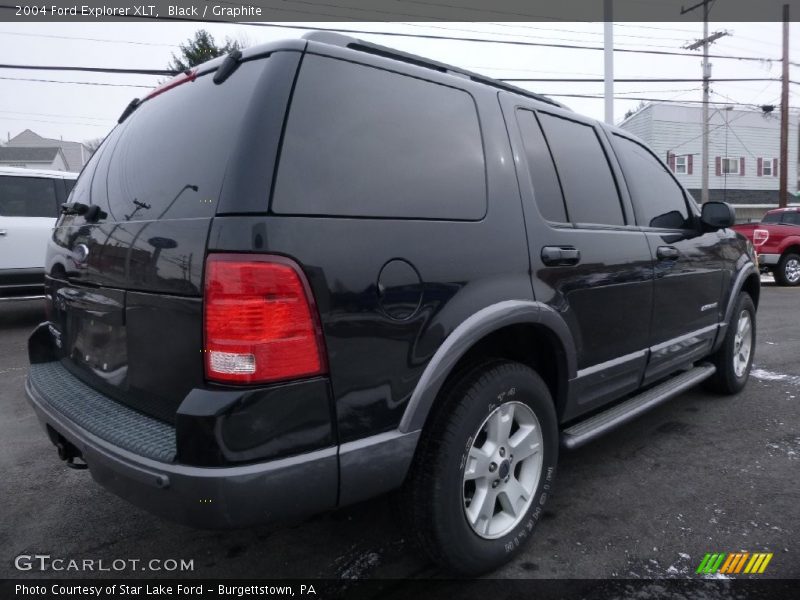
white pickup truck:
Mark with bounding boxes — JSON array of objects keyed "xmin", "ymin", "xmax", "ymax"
[{"xmin": 0, "ymin": 167, "xmax": 77, "ymax": 299}]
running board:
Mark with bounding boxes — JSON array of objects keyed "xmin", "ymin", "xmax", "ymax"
[{"xmin": 561, "ymin": 363, "xmax": 716, "ymax": 450}]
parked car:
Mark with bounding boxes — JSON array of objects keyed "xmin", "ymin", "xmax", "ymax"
[
  {"xmin": 25, "ymin": 32, "xmax": 759, "ymax": 575},
  {"xmin": 0, "ymin": 166, "xmax": 77, "ymax": 299},
  {"xmin": 733, "ymin": 207, "xmax": 800, "ymax": 286}
]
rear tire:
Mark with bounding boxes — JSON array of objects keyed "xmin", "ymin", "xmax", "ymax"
[
  {"xmin": 404, "ymin": 360, "xmax": 558, "ymax": 575},
  {"xmin": 704, "ymin": 293, "xmax": 756, "ymax": 394},
  {"xmin": 775, "ymin": 253, "xmax": 800, "ymax": 286}
]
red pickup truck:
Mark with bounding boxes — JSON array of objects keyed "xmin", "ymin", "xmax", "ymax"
[{"xmin": 733, "ymin": 207, "xmax": 800, "ymax": 286}]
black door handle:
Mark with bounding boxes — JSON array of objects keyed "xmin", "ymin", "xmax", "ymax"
[
  {"xmin": 657, "ymin": 246, "xmax": 680, "ymax": 260},
  {"xmin": 541, "ymin": 246, "xmax": 581, "ymax": 266}
]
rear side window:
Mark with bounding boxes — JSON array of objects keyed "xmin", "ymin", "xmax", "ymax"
[
  {"xmin": 272, "ymin": 55, "xmax": 486, "ymax": 220},
  {"xmin": 516, "ymin": 109, "xmax": 567, "ymax": 222},
  {"xmin": 761, "ymin": 212, "xmax": 782, "ymax": 224},
  {"xmin": 537, "ymin": 113, "xmax": 624, "ymax": 226},
  {"xmin": 0, "ymin": 176, "xmax": 58, "ymax": 217},
  {"xmin": 612, "ymin": 134, "xmax": 691, "ymax": 229},
  {"xmin": 88, "ymin": 60, "xmax": 265, "ymax": 222},
  {"xmin": 783, "ymin": 212, "xmax": 800, "ymax": 225}
]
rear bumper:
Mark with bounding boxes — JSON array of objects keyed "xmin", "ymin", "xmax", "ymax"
[
  {"xmin": 25, "ymin": 366, "xmax": 338, "ymax": 529},
  {"xmin": 759, "ymin": 253, "xmax": 780, "ymax": 266}
]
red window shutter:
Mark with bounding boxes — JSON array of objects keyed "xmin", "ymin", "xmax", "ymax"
[
  {"xmin": 716, "ymin": 156, "xmax": 722, "ymax": 176},
  {"xmin": 740, "ymin": 157, "xmax": 745, "ymax": 176},
  {"xmin": 757, "ymin": 157, "xmax": 763, "ymax": 176},
  {"xmin": 668, "ymin": 152, "xmax": 676, "ymax": 172},
  {"xmin": 773, "ymin": 158, "xmax": 778, "ymax": 177},
  {"xmin": 687, "ymin": 154, "xmax": 693, "ymax": 175}
]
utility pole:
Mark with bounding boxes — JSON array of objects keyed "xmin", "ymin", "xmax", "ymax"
[
  {"xmin": 779, "ymin": 3, "xmax": 790, "ymax": 208},
  {"xmin": 603, "ymin": 0, "xmax": 614, "ymax": 125},
  {"xmin": 682, "ymin": 0, "xmax": 728, "ymax": 204}
]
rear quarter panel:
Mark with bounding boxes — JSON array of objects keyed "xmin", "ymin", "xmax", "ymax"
[{"xmin": 208, "ymin": 81, "xmax": 532, "ymax": 442}]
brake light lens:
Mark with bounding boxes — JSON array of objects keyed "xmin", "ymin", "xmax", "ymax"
[
  {"xmin": 203, "ymin": 254, "xmax": 327, "ymax": 384},
  {"xmin": 146, "ymin": 69, "xmax": 197, "ymax": 101},
  {"xmin": 753, "ymin": 229, "xmax": 769, "ymax": 247}
]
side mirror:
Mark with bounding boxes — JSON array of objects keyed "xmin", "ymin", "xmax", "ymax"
[{"xmin": 701, "ymin": 201, "xmax": 736, "ymax": 230}]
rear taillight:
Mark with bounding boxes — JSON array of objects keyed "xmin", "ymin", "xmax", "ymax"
[
  {"xmin": 203, "ymin": 254, "xmax": 327, "ymax": 385},
  {"xmin": 753, "ymin": 229, "xmax": 769, "ymax": 247},
  {"xmin": 146, "ymin": 69, "xmax": 197, "ymax": 100}
]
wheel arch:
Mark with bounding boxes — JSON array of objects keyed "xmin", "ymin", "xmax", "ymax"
[{"xmin": 398, "ymin": 300, "xmax": 576, "ymax": 433}]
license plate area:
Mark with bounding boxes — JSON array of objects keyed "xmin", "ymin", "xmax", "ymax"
[{"xmin": 56, "ymin": 286, "xmax": 128, "ymax": 386}]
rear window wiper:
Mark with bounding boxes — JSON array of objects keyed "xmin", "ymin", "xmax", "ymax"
[{"xmin": 61, "ymin": 202, "xmax": 106, "ymax": 222}]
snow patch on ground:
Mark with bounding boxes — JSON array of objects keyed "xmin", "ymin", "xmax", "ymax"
[{"xmin": 751, "ymin": 368, "xmax": 800, "ymax": 387}]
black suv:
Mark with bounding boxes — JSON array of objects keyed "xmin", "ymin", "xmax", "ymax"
[{"xmin": 26, "ymin": 32, "xmax": 759, "ymax": 574}]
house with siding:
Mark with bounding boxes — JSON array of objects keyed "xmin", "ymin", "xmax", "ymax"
[
  {"xmin": 620, "ymin": 103, "xmax": 799, "ymax": 220},
  {"xmin": 0, "ymin": 146, "xmax": 69, "ymax": 171},
  {"xmin": 3, "ymin": 129, "xmax": 88, "ymax": 172}
]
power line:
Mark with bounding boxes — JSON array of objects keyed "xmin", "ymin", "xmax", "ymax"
[
  {"xmin": 0, "ymin": 64, "xmax": 782, "ymax": 85},
  {"xmin": 0, "ymin": 30, "xmax": 178, "ymax": 47},
  {"xmin": 0, "ymin": 75, "xmax": 152, "ymax": 88},
  {"xmin": 231, "ymin": 22, "xmax": 779, "ymax": 62},
  {"xmin": 502, "ymin": 78, "xmax": 779, "ymax": 83},
  {"xmin": 547, "ymin": 94, "xmax": 786, "ymax": 112},
  {"xmin": 0, "ymin": 63, "xmax": 171, "ymax": 76},
  {"xmin": 0, "ymin": 109, "xmax": 114, "ymax": 122}
]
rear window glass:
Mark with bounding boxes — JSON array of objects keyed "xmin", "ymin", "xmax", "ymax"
[
  {"xmin": 272, "ymin": 55, "xmax": 486, "ymax": 220},
  {"xmin": 761, "ymin": 212, "xmax": 782, "ymax": 224},
  {"xmin": 0, "ymin": 176, "xmax": 58, "ymax": 217},
  {"xmin": 87, "ymin": 61, "xmax": 265, "ymax": 222}
]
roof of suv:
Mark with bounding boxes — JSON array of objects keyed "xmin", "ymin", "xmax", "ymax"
[
  {"xmin": 299, "ymin": 31, "xmax": 567, "ymax": 110},
  {"xmin": 185, "ymin": 31, "xmax": 567, "ymax": 112}
]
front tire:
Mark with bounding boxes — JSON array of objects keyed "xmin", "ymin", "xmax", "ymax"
[
  {"xmin": 404, "ymin": 360, "xmax": 558, "ymax": 575},
  {"xmin": 775, "ymin": 253, "xmax": 800, "ymax": 286},
  {"xmin": 705, "ymin": 293, "xmax": 756, "ymax": 394}
]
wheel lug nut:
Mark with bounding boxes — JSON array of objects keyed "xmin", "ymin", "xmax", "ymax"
[
  {"xmin": 499, "ymin": 447, "xmax": 506, "ymax": 457},
  {"xmin": 492, "ymin": 480, "xmax": 499, "ymax": 488},
  {"xmin": 489, "ymin": 462, "xmax": 497, "ymax": 472}
]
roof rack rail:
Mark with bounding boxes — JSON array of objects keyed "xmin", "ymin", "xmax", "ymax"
[{"xmin": 302, "ymin": 31, "xmax": 567, "ymax": 110}]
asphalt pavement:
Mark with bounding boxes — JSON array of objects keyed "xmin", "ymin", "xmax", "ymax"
[{"xmin": 1, "ymin": 282, "xmax": 798, "ymax": 581}]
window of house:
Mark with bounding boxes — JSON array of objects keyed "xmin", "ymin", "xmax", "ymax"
[
  {"xmin": 722, "ymin": 158, "xmax": 739, "ymax": 175},
  {"xmin": 762, "ymin": 159, "xmax": 773, "ymax": 176},
  {"xmin": 675, "ymin": 155, "xmax": 687, "ymax": 174}
]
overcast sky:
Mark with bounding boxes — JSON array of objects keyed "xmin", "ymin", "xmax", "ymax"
[{"xmin": 0, "ymin": 20, "xmax": 797, "ymax": 147}]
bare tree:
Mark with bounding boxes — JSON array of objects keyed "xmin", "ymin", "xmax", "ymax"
[{"xmin": 84, "ymin": 137, "xmax": 104, "ymax": 156}]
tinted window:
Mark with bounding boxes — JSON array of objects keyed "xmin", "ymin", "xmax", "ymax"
[
  {"xmin": 88, "ymin": 60, "xmax": 265, "ymax": 222},
  {"xmin": 783, "ymin": 212, "xmax": 800, "ymax": 225},
  {"xmin": 0, "ymin": 176, "xmax": 58, "ymax": 217},
  {"xmin": 516, "ymin": 109, "xmax": 567, "ymax": 222},
  {"xmin": 612, "ymin": 135, "xmax": 690, "ymax": 229},
  {"xmin": 761, "ymin": 212, "xmax": 782, "ymax": 224},
  {"xmin": 537, "ymin": 113, "xmax": 624, "ymax": 226},
  {"xmin": 272, "ymin": 55, "xmax": 486, "ymax": 220}
]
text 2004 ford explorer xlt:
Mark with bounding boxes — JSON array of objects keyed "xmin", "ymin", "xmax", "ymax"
[{"xmin": 25, "ymin": 33, "xmax": 759, "ymax": 574}]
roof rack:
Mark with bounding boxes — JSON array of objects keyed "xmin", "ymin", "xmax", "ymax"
[{"xmin": 302, "ymin": 31, "xmax": 567, "ymax": 110}]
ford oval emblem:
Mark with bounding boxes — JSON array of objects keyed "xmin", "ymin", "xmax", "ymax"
[{"xmin": 74, "ymin": 244, "xmax": 90, "ymax": 264}]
